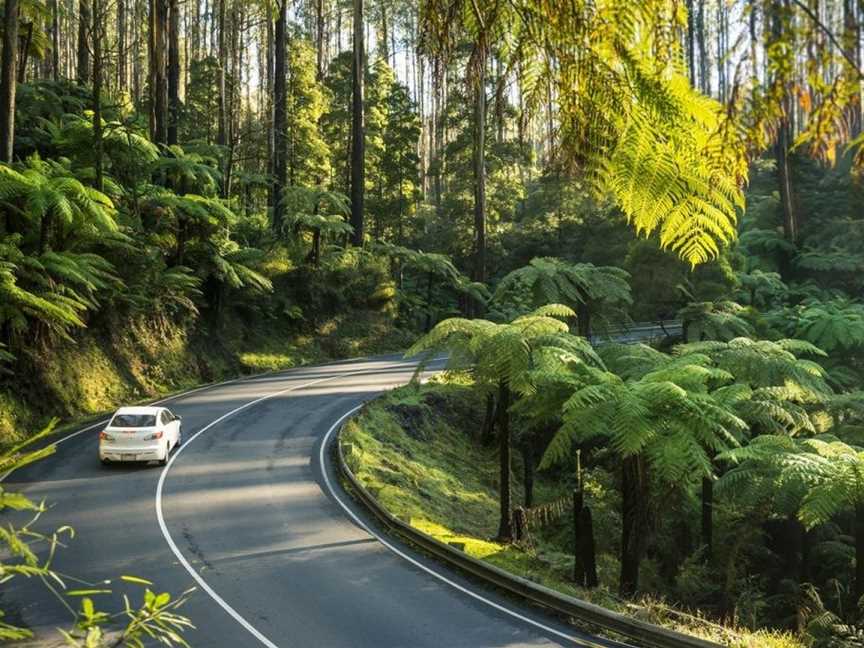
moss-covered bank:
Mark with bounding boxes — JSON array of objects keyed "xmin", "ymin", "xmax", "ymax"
[
  {"xmin": 342, "ymin": 381, "xmax": 803, "ymax": 648},
  {"xmin": 1, "ymin": 309, "xmax": 412, "ymax": 445}
]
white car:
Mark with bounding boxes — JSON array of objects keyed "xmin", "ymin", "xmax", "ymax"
[{"xmin": 99, "ymin": 406, "xmax": 182, "ymax": 466}]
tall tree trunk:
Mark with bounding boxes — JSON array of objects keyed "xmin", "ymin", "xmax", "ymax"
[
  {"xmin": 77, "ymin": 0, "xmax": 92, "ymax": 84},
  {"xmin": 577, "ymin": 301, "xmax": 591, "ymax": 338},
  {"xmin": 92, "ymin": 0, "xmax": 103, "ymax": 190},
  {"xmin": 856, "ymin": 504, "xmax": 864, "ymax": 602},
  {"xmin": 573, "ymin": 471, "xmax": 599, "ymax": 588},
  {"xmin": 844, "ymin": 0, "xmax": 862, "ymax": 137},
  {"xmin": 379, "ymin": 2, "xmax": 388, "ymax": 62},
  {"xmin": 316, "ymin": 0, "xmax": 325, "ymax": 79},
  {"xmin": 696, "ymin": 0, "xmax": 710, "ymax": 95},
  {"xmin": 117, "ymin": 0, "xmax": 127, "ymax": 90},
  {"xmin": 149, "ymin": 0, "xmax": 168, "ymax": 144},
  {"xmin": 217, "ymin": 0, "xmax": 227, "ymax": 147},
  {"xmin": 686, "ymin": 0, "xmax": 696, "ymax": 84},
  {"xmin": 471, "ymin": 47, "xmax": 487, "ymax": 297},
  {"xmin": 271, "ymin": 0, "xmax": 287, "ymax": 230},
  {"xmin": 51, "ymin": 0, "xmax": 60, "ymax": 81},
  {"xmin": 620, "ymin": 455, "xmax": 648, "ymax": 597},
  {"xmin": 522, "ymin": 439, "xmax": 534, "ymax": 508},
  {"xmin": 167, "ymin": 0, "xmax": 180, "ymax": 145},
  {"xmin": 701, "ymin": 476, "xmax": 713, "ymax": 561},
  {"xmin": 495, "ymin": 381, "xmax": 513, "ymax": 542},
  {"xmin": 350, "ymin": 0, "xmax": 365, "ymax": 245},
  {"xmin": 0, "ymin": 0, "xmax": 18, "ymax": 163},
  {"xmin": 17, "ymin": 22, "xmax": 32, "ymax": 83},
  {"xmin": 772, "ymin": 2, "xmax": 798, "ymax": 253}
]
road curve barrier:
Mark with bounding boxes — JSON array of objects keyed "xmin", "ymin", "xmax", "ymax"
[{"xmin": 334, "ymin": 421, "xmax": 722, "ymax": 648}]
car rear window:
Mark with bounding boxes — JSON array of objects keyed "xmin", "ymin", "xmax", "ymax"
[{"xmin": 110, "ymin": 414, "xmax": 156, "ymax": 427}]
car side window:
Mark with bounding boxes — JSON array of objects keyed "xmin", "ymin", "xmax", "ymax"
[{"xmin": 161, "ymin": 411, "xmax": 172, "ymax": 425}]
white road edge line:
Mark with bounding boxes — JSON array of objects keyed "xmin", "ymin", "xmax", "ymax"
[
  {"xmin": 154, "ymin": 363, "xmax": 419, "ymax": 648},
  {"xmin": 319, "ymin": 406, "xmax": 601, "ymax": 647}
]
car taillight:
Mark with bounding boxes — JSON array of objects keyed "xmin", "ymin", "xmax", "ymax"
[
  {"xmin": 146, "ymin": 430, "xmax": 164, "ymax": 440},
  {"xmin": 99, "ymin": 431, "xmax": 112, "ymax": 441}
]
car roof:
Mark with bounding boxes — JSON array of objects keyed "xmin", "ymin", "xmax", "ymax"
[{"xmin": 113, "ymin": 406, "xmax": 166, "ymax": 415}]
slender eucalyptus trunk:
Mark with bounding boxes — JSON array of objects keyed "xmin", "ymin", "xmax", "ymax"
[
  {"xmin": 271, "ymin": 0, "xmax": 287, "ymax": 230},
  {"xmin": 495, "ymin": 381, "xmax": 513, "ymax": 542},
  {"xmin": 117, "ymin": 0, "xmax": 127, "ymax": 89},
  {"xmin": 350, "ymin": 0, "xmax": 365, "ymax": 246},
  {"xmin": 472, "ymin": 49, "xmax": 487, "ymax": 294},
  {"xmin": 149, "ymin": 0, "xmax": 169, "ymax": 144},
  {"xmin": 17, "ymin": 22, "xmax": 32, "ymax": 83},
  {"xmin": 77, "ymin": 0, "xmax": 92, "ymax": 84},
  {"xmin": 167, "ymin": 0, "xmax": 180, "ymax": 145},
  {"xmin": 51, "ymin": 0, "xmax": 60, "ymax": 82},
  {"xmin": 217, "ymin": 0, "xmax": 227, "ymax": 148},
  {"xmin": 93, "ymin": 0, "xmax": 104, "ymax": 191},
  {"xmin": 0, "ymin": 0, "xmax": 18, "ymax": 163}
]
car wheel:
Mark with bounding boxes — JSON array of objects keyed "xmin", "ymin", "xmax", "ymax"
[{"xmin": 100, "ymin": 458, "xmax": 109, "ymax": 466}]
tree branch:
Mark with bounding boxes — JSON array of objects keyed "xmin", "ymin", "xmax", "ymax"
[{"xmin": 791, "ymin": 0, "xmax": 864, "ymax": 80}]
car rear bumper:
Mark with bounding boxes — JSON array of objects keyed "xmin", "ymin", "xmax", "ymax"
[{"xmin": 99, "ymin": 443, "xmax": 165, "ymax": 462}]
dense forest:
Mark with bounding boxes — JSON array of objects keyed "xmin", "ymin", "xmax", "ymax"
[{"xmin": 2, "ymin": 0, "xmax": 864, "ymax": 645}]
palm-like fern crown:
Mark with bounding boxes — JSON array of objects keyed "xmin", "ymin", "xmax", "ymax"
[
  {"xmin": 719, "ymin": 435, "xmax": 864, "ymax": 529},
  {"xmin": 0, "ymin": 156, "xmax": 116, "ymax": 237},
  {"xmin": 794, "ymin": 298, "xmax": 864, "ymax": 352},
  {"xmin": 676, "ymin": 300, "xmax": 755, "ymax": 342},
  {"xmin": 491, "ymin": 257, "xmax": 631, "ymax": 323},
  {"xmin": 407, "ymin": 304, "xmax": 600, "ymax": 393}
]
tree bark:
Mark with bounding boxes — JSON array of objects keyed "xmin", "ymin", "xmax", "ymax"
[
  {"xmin": 117, "ymin": 0, "xmax": 126, "ymax": 89},
  {"xmin": 51, "ymin": 0, "xmax": 60, "ymax": 82},
  {"xmin": 167, "ymin": 0, "xmax": 180, "ymax": 145},
  {"xmin": 701, "ymin": 476, "xmax": 713, "ymax": 561},
  {"xmin": 471, "ymin": 47, "xmax": 487, "ymax": 296},
  {"xmin": 149, "ymin": 0, "xmax": 169, "ymax": 144},
  {"xmin": 316, "ymin": 0, "xmax": 325, "ymax": 79},
  {"xmin": 93, "ymin": 0, "xmax": 103, "ymax": 191},
  {"xmin": 77, "ymin": 0, "xmax": 92, "ymax": 84},
  {"xmin": 17, "ymin": 22, "xmax": 32, "ymax": 83},
  {"xmin": 0, "ymin": 0, "xmax": 18, "ymax": 163},
  {"xmin": 522, "ymin": 439, "xmax": 534, "ymax": 508},
  {"xmin": 495, "ymin": 381, "xmax": 513, "ymax": 542},
  {"xmin": 271, "ymin": 0, "xmax": 287, "ymax": 230},
  {"xmin": 856, "ymin": 503, "xmax": 864, "ymax": 602},
  {"xmin": 577, "ymin": 301, "xmax": 591, "ymax": 338},
  {"xmin": 696, "ymin": 0, "xmax": 709, "ymax": 95},
  {"xmin": 217, "ymin": 0, "xmax": 227, "ymax": 148},
  {"xmin": 686, "ymin": 0, "xmax": 696, "ymax": 84},
  {"xmin": 573, "ymin": 486, "xmax": 599, "ymax": 588},
  {"xmin": 620, "ymin": 455, "xmax": 648, "ymax": 597},
  {"xmin": 350, "ymin": 0, "xmax": 365, "ymax": 245}
]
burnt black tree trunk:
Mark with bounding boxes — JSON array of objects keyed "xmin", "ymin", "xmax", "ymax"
[
  {"xmin": 0, "ymin": 0, "xmax": 18, "ymax": 163},
  {"xmin": 350, "ymin": 0, "xmax": 365, "ymax": 245},
  {"xmin": 573, "ymin": 485, "xmax": 598, "ymax": 588},
  {"xmin": 495, "ymin": 381, "xmax": 513, "ymax": 542}
]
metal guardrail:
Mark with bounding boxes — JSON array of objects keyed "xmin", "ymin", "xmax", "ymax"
[{"xmin": 335, "ymin": 430, "xmax": 722, "ymax": 648}]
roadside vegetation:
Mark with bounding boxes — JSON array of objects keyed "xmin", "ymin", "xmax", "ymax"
[{"xmin": 2, "ymin": 0, "xmax": 864, "ymax": 646}]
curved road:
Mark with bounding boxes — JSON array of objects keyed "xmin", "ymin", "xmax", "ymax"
[{"xmin": 4, "ymin": 356, "xmax": 625, "ymax": 647}]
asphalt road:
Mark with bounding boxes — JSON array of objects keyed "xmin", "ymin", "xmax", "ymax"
[{"xmin": 3, "ymin": 355, "xmax": 631, "ymax": 648}]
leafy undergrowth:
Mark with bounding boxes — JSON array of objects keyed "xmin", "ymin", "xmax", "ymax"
[
  {"xmin": 342, "ymin": 381, "xmax": 804, "ymax": 648},
  {"xmin": 0, "ymin": 309, "xmax": 412, "ymax": 446}
]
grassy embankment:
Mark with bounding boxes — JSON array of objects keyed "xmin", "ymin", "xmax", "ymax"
[
  {"xmin": 341, "ymin": 379, "xmax": 803, "ymax": 648},
  {"xmin": 0, "ymin": 309, "xmax": 412, "ymax": 445}
]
